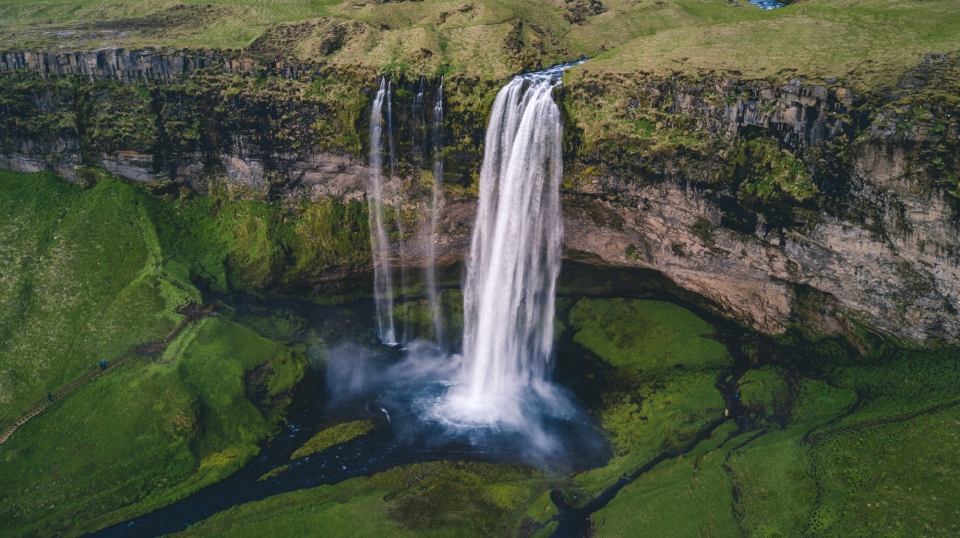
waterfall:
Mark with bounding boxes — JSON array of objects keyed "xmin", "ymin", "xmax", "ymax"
[
  {"xmin": 368, "ymin": 78, "xmax": 397, "ymax": 345},
  {"xmin": 425, "ymin": 78, "xmax": 444, "ymax": 345},
  {"xmin": 386, "ymin": 81, "xmax": 411, "ymax": 343},
  {"xmin": 412, "ymin": 77, "xmax": 427, "ymax": 169},
  {"xmin": 450, "ymin": 68, "xmax": 569, "ymax": 424}
]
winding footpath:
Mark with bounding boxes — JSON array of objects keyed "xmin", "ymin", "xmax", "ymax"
[{"xmin": 0, "ymin": 302, "xmax": 215, "ymax": 446}]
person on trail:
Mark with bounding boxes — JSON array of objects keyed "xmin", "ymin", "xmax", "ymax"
[
  {"xmin": 47, "ymin": 392, "xmax": 53, "ymax": 403},
  {"xmin": 100, "ymin": 360, "xmax": 107, "ymax": 371}
]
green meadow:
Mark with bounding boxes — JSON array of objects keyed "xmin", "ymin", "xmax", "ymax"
[
  {"xmin": 2, "ymin": 0, "xmax": 956, "ymax": 83},
  {"xmin": 0, "ymin": 169, "xmax": 312, "ymax": 537}
]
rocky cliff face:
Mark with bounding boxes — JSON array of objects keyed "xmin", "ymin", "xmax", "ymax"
[{"xmin": 1, "ymin": 48, "xmax": 958, "ymax": 345}]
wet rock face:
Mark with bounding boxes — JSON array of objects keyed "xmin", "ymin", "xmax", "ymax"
[{"xmin": 1, "ymin": 50, "xmax": 958, "ymax": 345}]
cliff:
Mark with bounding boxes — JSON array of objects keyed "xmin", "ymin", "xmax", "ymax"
[{"xmin": 1, "ymin": 48, "xmax": 958, "ymax": 345}]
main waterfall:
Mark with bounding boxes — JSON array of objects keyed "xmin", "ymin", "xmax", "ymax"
[
  {"xmin": 359, "ymin": 64, "xmax": 583, "ymax": 436},
  {"xmin": 368, "ymin": 79, "xmax": 397, "ymax": 345},
  {"xmin": 442, "ymin": 67, "xmax": 569, "ymax": 426}
]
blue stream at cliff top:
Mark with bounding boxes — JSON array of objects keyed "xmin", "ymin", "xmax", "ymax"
[{"xmin": 749, "ymin": 0, "xmax": 785, "ymax": 9}]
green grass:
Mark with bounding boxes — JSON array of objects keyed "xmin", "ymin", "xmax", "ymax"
[
  {"xmin": 172, "ymin": 461, "xmax": 548, "ymax": 538},
  {"xmin": 728, "ymin": 427, "xmax": 821, "ymax": 537},
  {"xmin": 0, "ymin": 361, "xmax": 199, "ymax": 537},
  {"xmin": 720, "ymin": 344, "xmax": 960, "ymax": 538},
  {"xmin": 0, "ymin": 169, "xmax": 187, "ymax": 424},
  {"xmin": 737, "ymin": 366, "xmax": 791, "ymax": 423},
  {"xmin": 569, "ymin": 298, "xmax": 730, "ymax": 373},
  {"xmin": 0, "ymin": 316, "xmax": 307, "ymax": 538},
  {"xmin": 808, "ymin": 405, "xmax": 960, "ymax": 536},
  {"xmin": 7, "ymin": 0, "xmax": 950, "ymax": 84},
  {"xmin": 258, "ymin": 464, "xmax": 289, "ymax": 482},
  {"xmin": 591, "ymin": 422, "xmax": 743, "ymax": 538},
  {"xmin": 726, "ymin": 379, "xmax": 857, "ymax": 537},
  {"xmin": 567, "ymin": 298, "xmax": 732, "ymax": 499},
  {"xmin": 573, "ymin": 0, "xmax": 960, "ymax": 89},
  {"xmin": 0, "ymin": 169, "xmax": 309, "ymax": 537},
  {"xmin": 584, "ymin": 330, "xmax": 960, "ymax": 538},
  {"xmin": 573, "ymin": 369, "xmax": 727, "ymax": 500},
  {"xmin": 290, "ymin": 420, "xmax": 375, "ymax": 459},
  {"xmin": 525, "ymin": 490, "xmax": 558, "ymax": 524}
]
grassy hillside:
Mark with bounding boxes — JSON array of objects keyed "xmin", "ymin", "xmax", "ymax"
[
  {"xmin": 575, "ymin": 0, "xmax": 960, "ymax": 89},
  {"xmin": 0, "ymin": 169, "xmax": 310, "ymax": 537},
  {"xmin": 3, "ymin": 0, "xmax": 958, "ymax": 82},
  {"xmin": 0, "ymin": 0, "xmax": 662, "ymax": 76}
]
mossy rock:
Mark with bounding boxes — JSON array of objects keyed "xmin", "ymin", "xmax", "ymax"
[{"xmin": 291, "ymin": 420, "xmax": 376, "ymax": 460}]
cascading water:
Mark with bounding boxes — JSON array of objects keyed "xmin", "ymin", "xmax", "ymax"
[
  {"xmin": 368, "ymin": 78, "xmax": 397, "ymax": 345},
  {"xmin": 440, "ymin": 66, "xmax": 572, "ymax": 427},
  {"xmin": 424, "ymin": 78, "xmax": 445, "ymax": 345},
  {"xmin": 385, "ymin": 81, "xmax": 412, "ymax": 343},
  {"xmin": 368, "ymin": 63, "xmax": 585, "ymax": 435}
]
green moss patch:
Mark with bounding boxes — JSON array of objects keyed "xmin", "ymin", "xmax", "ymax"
[
  {"xmin": 569, "ymin": 298, "xmax": 730, "ymax": 373},
  {"xmin": 592, "ymin": 422, "xmax": 742, "ymax": 538},
  {"xmin": 808, "ymin": 405, "xmax": 960, "ymax": 536},
  {"xmin": 0, "ymin": 316, "xmax": 307, "ymax": 538},
  {"xmin": 393, "ymin": 289, "xmax": 465, "ymax": 344},
  {"xmin": 258, "ymin": 465, "xmax": 290, "ymax": 482},
  {"xmin": 172, "ymin": 461, "xmax": 547, "ymax": 538},
  {"xmin": 568, "ymin": 298, "xmax": 732, "ymax": 499},
  {"xmin": 290, "ymin": 420, "xmax": 376, "ymax": 460},
  {"xmin": 737, "ymin": 366, "xmax": 791, "ymax": 423}
]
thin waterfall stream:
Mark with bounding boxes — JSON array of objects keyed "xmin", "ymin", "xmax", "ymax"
[
  {"xmin": 425, "ymin": 77, "xmax": 444, "ymax": 346},
  {"xmin": 385, "ymin": 81, "xmax": 411, "ymax": 343},
  {"xmin": 367, "ymin": 79, "xmax": 396, "ymax": 345}
]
